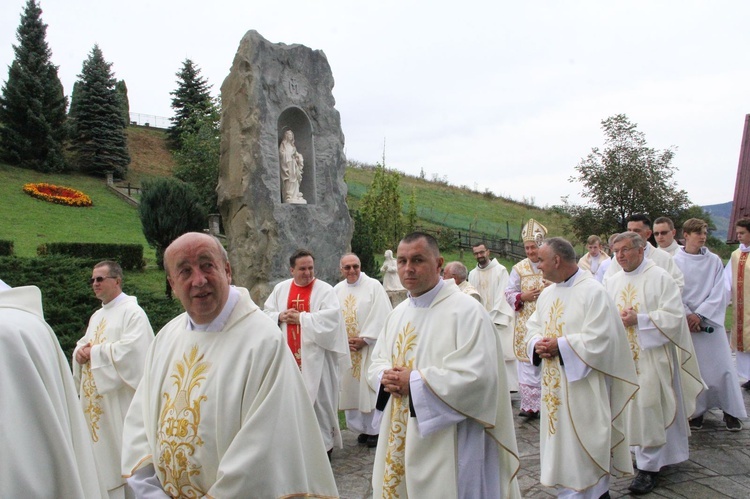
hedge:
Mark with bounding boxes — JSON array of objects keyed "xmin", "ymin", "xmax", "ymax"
[
  {"xmin": 0, "ymin": 240, "xmax": 13, "ymax": 256},
  {"xmin": 38, "ymin": 242, "xmax": 144, "ymax": 270}
]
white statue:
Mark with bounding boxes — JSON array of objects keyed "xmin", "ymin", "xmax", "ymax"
[
  {"xmin": 279, "ymin": 129, "xmax": 307, "ymax": 204},
  {"xmin": 380, "ymin": 249, "xmax": 404, "ymax": 291}
]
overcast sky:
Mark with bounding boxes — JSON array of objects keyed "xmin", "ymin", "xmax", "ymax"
[{"xmin": 1, "ymin": 0, "xmax": 748, "ymax": 208}]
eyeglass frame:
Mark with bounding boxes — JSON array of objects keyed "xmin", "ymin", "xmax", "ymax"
[
  {"xmin": 341, "ymin": 264, "xmax": 361, "ymax": 271},
  {"xmin": 88, "ymin": 276, "xmax": 117, "ymax": 285}
]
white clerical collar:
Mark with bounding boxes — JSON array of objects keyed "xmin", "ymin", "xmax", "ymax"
[
  {"xmin": 556, "ymin": 268, "xmax": 582, "ymax": 288},
  {"xmin": 188, "ymin": 286, "xmax": 240, "ymax": 332},
  {"xmin": 408, "ymin": 278, "xmax": 444, "ymax": 308},
  {"xmin": 102, "ymin": 292, "xmax": 127, "ymax": 308},
  {"xmin": 741, "ymin": 243, "xmax": 750, "ymax": 253},
  {"xmin": 346, "ymin": 272, "xmax": 364, "ymax": 287},
  {"xmin": 624, "ymin": 257, "xmax": 650, "ymax": 275}
]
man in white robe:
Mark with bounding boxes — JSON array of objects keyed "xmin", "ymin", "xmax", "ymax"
[
  {"xmin": 1, "ymin": 284, "xmax": 105, "ymax": 498},
  {"xmin": 605, "ymin": 232, "xmax": 704, "ymax": 495},
  {"xmin": 264, "ymin": 249, "xmax": 349, "ymax": 455},
  {"xmin": 468, "ymin": 242, "xmax": 518, "ymax": 390},
  {"xmin": 334, "ymin": 252, "xmax": 392, "ymax": 448},
  {"xmin": 122, "ymin": 233, "xmax": 338, "ymax": 498},
  {"xmin": 674, "ymin": 219, "xmax": 746, "ymax": 431},
  {"xmin": 369, "ymin": 232, "xmax": 521, "ymax": 498},
  {"xmin": 527, "ymin": 237, "xmax": 639, "ymax": 498},
  {"xmin": 725, "ymin": 216, "xmax": 750, "ymax": 389},
  {"xmin": 603, "ymin": 214, "xmax": 684, "ymax": 290},
  {"xmin": 443, "ymin": 260, "xmax": 482, "ymax": 304},
  {"xmin": 73, "ymin": 260, "xmax": 154, "ymax": 499},
  {"xmin": 505, "ymin": 219, "xmax": 548, "ymax": 420},
  {"xmin": 577, "ymin": 235, "xmax": 606, "ymax": 275},
  {"xmin": 654, "ymin": 216, "xmax": 682, "ymax": 256}
]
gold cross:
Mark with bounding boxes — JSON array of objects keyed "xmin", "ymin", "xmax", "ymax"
[{"xmin": 292, "ymin": 294, "xmax": 305, "ymax": 311}]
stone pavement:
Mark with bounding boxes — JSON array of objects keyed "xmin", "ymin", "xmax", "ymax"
[{"xmin": 331, "ymin": 383, "xmax": 750, "ymax": 498}]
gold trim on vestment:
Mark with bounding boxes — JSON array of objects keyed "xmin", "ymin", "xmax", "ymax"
[
  {"xmin": 82, "ymin": 317, "xmax": 107, "ymax": 442},
  {"xmin": 342, "ymin": 294, "xmax": 363, "ymax": 380},
  {"xmin": 541, "ymin": 299, "xmax": 564, "ymax": 435}
]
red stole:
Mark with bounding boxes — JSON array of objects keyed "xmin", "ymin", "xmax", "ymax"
[{"xmin": 287, "ymin": 279, "xmax": 314, "ymax": 367}]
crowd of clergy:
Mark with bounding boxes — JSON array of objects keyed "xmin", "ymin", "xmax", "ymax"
[{"xmin": 1, "ymin": 212, "xmax": 748, "ymax": 498}]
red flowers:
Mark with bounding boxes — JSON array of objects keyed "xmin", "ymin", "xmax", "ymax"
[{"xmin": 23, "ymin": 182, "xmax": 93, "ymax": 207}]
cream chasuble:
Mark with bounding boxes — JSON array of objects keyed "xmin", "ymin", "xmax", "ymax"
[
  {"xmin": 264, "ymin": 278, "xmax": 348, "ymax": 450},
  {"xmin": 1, "ymin": 286, "xmax": 105, "ymax": 498},
  {"xmin": 334, "ymin": 273, "xmax": 392, "ymax": 413},
  {"xmin": 72, "ymin": 293, "xmax": 153, "ymax": 492},
  {"xmin": 526, "ymin": 271, "xmax": 638, "ymax": 492},
  {"xmin": 605, "ymin": 260, "xmax": 704, "ymax": 449},
  {"xmin": 604, "ymin": 242, "xmax": 684, "ymax": 291},
  {"xmin": 468, "ymin": 258, "xmax": 518, "ymax": 390},
  {"xmin": 123, "ymin": 287, "xmax": 338, "ymax": 498},
  {"xmin": 729, "ymin": 248, "xmax": 750, "ymax": 353},
  {"xmin": 369, "ymin": 281, "xmax": 521, "ymax": 498}
]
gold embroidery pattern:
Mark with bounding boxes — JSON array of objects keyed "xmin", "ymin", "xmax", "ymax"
[
  {"xmin": 513, "ymin": 260, "xmax": 545, "ymax": 361},
  {"xmin": 82, "ymin": 318, "xmax": 107, "ymax": 441},
  {"xmin": 343, "ymin": 294, "xmax": 363, "ymax": 380},
  {"xmin": 382, "ymin": 322, "xmax": 418, "ymax": 498},
  {"xmin": 157, "ymin": 345, "xmax": 210, "ymax": 498},
  {"xmin": 616, "ymin": 283, "xmax": 641, "ymax": 373},
  {"xmin": 541, "ymin": 299, "xmax": 564, "ymax": 435}
]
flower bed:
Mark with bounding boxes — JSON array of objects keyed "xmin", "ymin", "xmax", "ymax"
[{"xmin": 23, "ymin": 182, "xmax": 93, "ymax": 207}]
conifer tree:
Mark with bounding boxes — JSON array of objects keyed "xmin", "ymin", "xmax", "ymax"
[
  {"xmin": 69, "ymin": 45, "xmax": 130, "ymax": 178},
  {"xmin": 0, "ymin": 0, "xmax": 68, "ymax": 172},
  {"xmin": 169, "ymin": 59, "xmax": 213, "ymax": 148},
  {"xmin": 115, "ymin": 79, "xmax": 130, "ymax": 126}
]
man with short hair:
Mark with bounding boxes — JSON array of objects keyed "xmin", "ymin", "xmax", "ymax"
[
  {"xmin": 604, "ymin": 213, "xmax": 684, "ymax": 290},
  {"xmin": 605, "ymin": 232, "xmax": 703, "ymax": 495},
  {"xmin": 443, "ymin": 260, "xmax": 482, "ymax": 303},
  {"xmin": 726, "ymin": 217, "xmax": 750, "ymax": 389},
  {"xmin": 73, "ymin": 260, "xmax": 154, "ymax": 499},
  {"xmin": 505, "ymin": 219, "xmax": 548, "ymax": 420},
  {"xmin": 674, "ymin": 219, "xmax": 746, "ymax": 431},
  {"xmin": 264, "ymin": 249, "xmax": 348, "ymax": 456},
  {"xmin": 527, "ymin": 237, "xmax": 638, "ymax": 498},
  {"xmin": 468, "ymin": 242, "xmax": 518, "ymax": 390},
  {"xmin": 334, "ymin": 252, "xmax": 392, "ymax": 448},
  {"xmin": 123, "ymin": 233, "xmax": 338, "ymax": 497},
  {"xmin": 578, "ymin": 235, "xmax": 606, "ymax": 276},
  {"xmin": 369, "ymin": 232, "xmax": 521, "ymax": 498},
  {"xmin": 2, "ymin": 282, "xmax": 105, "ymax": 498},
  {"xmin": 653, "ymin": 216, "xmax": 681, "ymax": 256}
]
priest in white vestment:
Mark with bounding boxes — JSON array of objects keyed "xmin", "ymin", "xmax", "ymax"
[
  {"xmin": 654, "ymin": 216, "xmax": 682, "ymax": 256},
  {"xmin": 725, "ymin": 217, "xmax": 750, "ymax": 388},
  {"xmin": 334, "ymin": 253, "xmax": 392, "ymax": 447},
  {"xmin": 673, "ymin": 219, "xmax": 746, "ymax": 431},
  {"xmin": 605, "ymin": 232, "xmax": 704, "ymax": 495},
  {"xmin": 1, "ymin": 284, "xmax": 105, "ymax": 498},
  {"xmin": 443, "ymin": 260, "xmax": 483, "ymax": 304},
  {"xmin": 468, "ymin": 242, "xmax": 518, "ymax": 391},
  {"xmin": 369, "ymin": 232, "xmax": 521, "ymax": 498},
  {"xmin": 123, "ymin": 233, "xmax": 338, "ymax": 498},
  {"xmin": 505, "ymin": 219, "xmax": 548, "ymax": 420},
  {"xmin": 264, "ymin": 249, "xmax": 349, "ymax": 454},
  {"xmin": 526, "ymin": 237, "xmax": 639, "ymax": 499},
  {"xmin": 73, "ymin": 260, "xmax": 154, "ymax": 499}
]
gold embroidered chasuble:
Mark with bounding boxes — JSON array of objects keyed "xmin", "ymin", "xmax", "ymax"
[
  {"xmin": 511, "ymin": 258, "xmax": 544, "ymax": 362},
  {"xmin": 526, "ymin": 271, "xmax": 638, "ymax": 492},
  {"xmin": 730, "ymin": 248, "xmax": 750, "ymax": 352},
  {"xmin": 334, "ymin": 273, "xmax": 392, "ymax": 412},
  {"xmin": 72, "ymin": 294, "xmax": 153, "ymax": 491},
  {"xmin": 605, "ymin": 261, "xmax": 704, "ymax": 447},
  {"xmin": 122, "ymin": 287, "xmax": 339, "ymax": 498},
  {"xmin": 368, "ymin": 282, "xmax": 520, "ymax": 498}
]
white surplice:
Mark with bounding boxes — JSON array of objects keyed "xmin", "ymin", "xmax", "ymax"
[
  {"xmin": 604, "ymin": 242, "xmax": 684, "ymax": 291},
  {"xmin": 72, "ymin": 292, "xmax": 153, "ymax": 494},
  {"xmin": 469, "ymin": 258, "xmax": 518, "ymax": 391},
  {"xmin": 334, "ymin": 272, "xmax": 392, "ymax": 434},
  {"xmin": 369, "ymin": 279, "xmax": 521, "ymax": 498},
  {"xmin": 1, "ymin": 286, "xmax": 105, "ymax": 499},
  {"xmin": 122, "ymin": 287, "xmax": 338, "ymax": 498},
  {"xmin": 264, "ymin": 278, "xmax": 348, "ymax": 450}
]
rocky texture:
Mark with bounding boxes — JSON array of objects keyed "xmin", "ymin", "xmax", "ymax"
[{"xmin": 219, "ymin": 30, "xmax": 352, "ymax": 303}]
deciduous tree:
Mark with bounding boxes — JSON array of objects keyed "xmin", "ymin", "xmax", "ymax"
[{"xmin": 359, "ymin": 164, "xmax": 405, "ymax": 253}]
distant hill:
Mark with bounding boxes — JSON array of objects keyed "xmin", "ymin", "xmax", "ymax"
[{"xmin": 703, "ymin": 201, "xmax": 732, "ymax": 240}]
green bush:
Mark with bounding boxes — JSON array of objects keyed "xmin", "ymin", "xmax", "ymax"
[
  {"xmin": 38, "ymin": 242, "xmax": 144, "ymax": 270},
  {"xmin": 0, "ymin": 240, "xmax": 13, "ymax": 256}
]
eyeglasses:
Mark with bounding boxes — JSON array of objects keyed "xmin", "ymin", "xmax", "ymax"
[
  {"xmin": 612, "ymin": 246, "xmax": 638, "ymax": 256},
  {"xmin": 89, "ymin": 276, "xmax": 116, "ymax": 285},
  {"xmin": 653, "ymin": 231, "xmax": 672, "ymax": 237},
  {"xmin": 341, "ymin": 265, "xmax": 360, "ymax": 271}
]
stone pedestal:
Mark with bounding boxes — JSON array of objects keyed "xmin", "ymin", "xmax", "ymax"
[{"xmin": 218, "ymin": 30, "xmax": 352, "ymax": 304}]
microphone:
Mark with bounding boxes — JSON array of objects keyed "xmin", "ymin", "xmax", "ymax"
[{"xmin": 700, "ymin": 325, "xmax": 714, "ymax": 333}]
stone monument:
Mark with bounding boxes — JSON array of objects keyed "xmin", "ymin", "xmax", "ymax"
[{"xmin": 218, "ymin": 30, "xmax": 353, "ymax": 303}]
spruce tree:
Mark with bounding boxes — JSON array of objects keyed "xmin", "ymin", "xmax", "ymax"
[
  {"xmin": 70, "ymin": 45, "xmax": 130, "ymax": 178},
  {"xmin": 0, "ymin": 0, "xmax": 68, "ymax": 172},
  {"xmin": 115, "ymin": 79, "xmax": 130, "ymax": 127},
  {"xmin": 169, "ymin": 59, "xmax": 213, "ymax": 148}
]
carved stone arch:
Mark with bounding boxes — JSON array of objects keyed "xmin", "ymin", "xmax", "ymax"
[{"xmin": 278, "ymin": 107, "xmax": 316, "ymax": 204}]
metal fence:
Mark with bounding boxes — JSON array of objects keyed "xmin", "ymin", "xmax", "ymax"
[{"xmin": 129, "ymin": 112, "xmax": 170, "ymax": 129}]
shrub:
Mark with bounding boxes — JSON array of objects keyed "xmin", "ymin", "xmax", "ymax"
[
  {"xmin": 38, "ymin": 242, "xmax": 144, "ymax": 270},
  {"xmin": 0, "ymin": 240, "xmax": 13, "ymax": 256}
]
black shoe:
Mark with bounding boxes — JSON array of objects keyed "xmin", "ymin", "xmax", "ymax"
[
  {"xmin": 598, "ymin": 492, "xmax": 611, "ymax": 499},
  {"xmin": 724, "ymin": 412, "xmax": 743, "ymax": 431},
  {"xmin": 366, "ymin": 435, "xmax": 379, "ymax": 448},
  {"xmin": 742, "ymin": 380, "xmax": 750, "ymax": 390},
  {"xmin": 628, "ymin": 470, "xmax": 658, "ymax": 495},
  {"xmin": 689, "ymin": 414, "xmax": 704, "ymax": 430},
  {"xmin": 519, "ymin": 410, "xmax": 539, "ymax": 419},
  {"xmin": 357, "ymin": 433, "xmax": 368, "ymax": 444}
]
